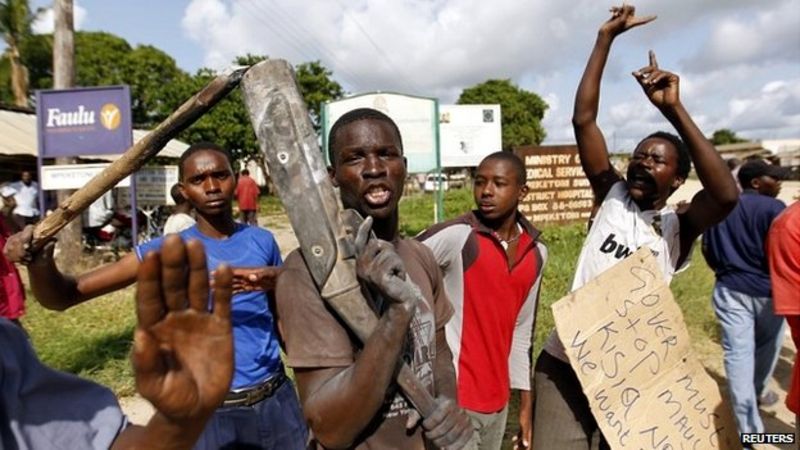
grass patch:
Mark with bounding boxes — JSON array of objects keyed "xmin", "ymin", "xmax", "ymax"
[{"xmin": 22, "ymin": 285, "xmax": 138, "ymax": 396}]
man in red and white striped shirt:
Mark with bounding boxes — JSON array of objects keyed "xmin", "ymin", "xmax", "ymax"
[{"xmin": 419, "ymin": 152, "xmax": 546, "ymax": 450}]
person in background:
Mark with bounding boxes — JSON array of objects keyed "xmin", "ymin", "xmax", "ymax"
[
  {"xmin": 0, "ymin": 213, "xmax": 25, "ymax": 328},
  {"xmin": 1, "ymin": 184, "xmax": 18, "ymax": 232},
  {"xmin": 1, "ymin": 236, "xmax": 234, "ymax": 449},
  {"xmin": 418, "ymin": 152, "xmax": 546, "ymax": 450},
  {"xmin": 235, "ymin": 169, "xmax": 260, "ymax": 226},
  {"xmin": 9, "ymin": 171, "xmax": 40, "ymax": 230},
  {"xmin": 767, "ymin": 201, "xmax": 800, "ymax": 442},
  {"xmin": 727, "ymin": 157, "xmax": 743, "ymax": 192},
  {"xmin": 163, "ymin": 183, "xmax": 196, "ymax": 234},
  {"xmin": 702, "ymin": 159, "xmax": 789, "ymax": 439}
]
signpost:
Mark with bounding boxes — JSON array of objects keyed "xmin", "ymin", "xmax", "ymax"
[
  {"xmin": 515, "ymin": 145, "xmax": 594, "ymax": 225},
  {"xmin": 35, "ymin": 85, "xmax": 138, "ymax": 242},
  {"xmin": 439, "ymin": 104, "xmax": 501, "ymax": 168}
]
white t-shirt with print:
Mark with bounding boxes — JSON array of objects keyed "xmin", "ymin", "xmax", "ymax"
[{"xmin": 543, "ymin": 180, "xmax": 689, "ymax": 361}]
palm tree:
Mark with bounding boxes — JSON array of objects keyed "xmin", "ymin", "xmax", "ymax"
[{"xmin": 0, "ymin": 0, "xmax": 34, "ymax": 107}]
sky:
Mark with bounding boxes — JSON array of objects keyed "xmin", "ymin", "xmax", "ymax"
[{"xmin": 25, "ymin": 0, "xmax": 800, "ymax": 151}]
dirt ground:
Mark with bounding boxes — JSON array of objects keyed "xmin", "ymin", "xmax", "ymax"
[{"xmin": 120, "ymin": 181, "xmax": 800, "ymax": 448}]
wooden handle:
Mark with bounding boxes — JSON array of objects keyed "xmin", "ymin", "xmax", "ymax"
[{"xmin": 30, "ymin": 66, "xmax": 249, "ymax": 251}]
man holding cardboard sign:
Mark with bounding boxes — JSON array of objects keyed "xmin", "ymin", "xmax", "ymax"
[{"xmin": 532, "ymin": 5, "xmax": 738, "ymax": 449}]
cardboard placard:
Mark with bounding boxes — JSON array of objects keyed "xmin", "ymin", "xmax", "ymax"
[{"xmin": 552, "ymin": 248, "xmax": 741, "ymax": 449}]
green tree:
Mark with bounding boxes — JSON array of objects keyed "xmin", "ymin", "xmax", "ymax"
[
  {"xmin": 0, "ymin": 0, "xmax": 36, "ymax": 106},
  {"xmin": 4, "ymin": 31, "xmax": 188, "ymax": 126},
  {"xmin": 296, "ymin": 60, "xmax": 343, "ymax": 131},
  {"xmin": 177, "ymin": 67, "xmax": 257, "ymax": 165},
  {"xmin": 711, "ymin": 128, "xmax": 748, "ymax": 146},
  {"xmin": 458, "ymin": 79, "xmax": 548, "ymax": 149}
]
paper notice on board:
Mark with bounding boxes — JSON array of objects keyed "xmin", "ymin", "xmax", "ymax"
[{"xmin": 551, "ymin": 247, "xmax": 741, "ymax": 450}]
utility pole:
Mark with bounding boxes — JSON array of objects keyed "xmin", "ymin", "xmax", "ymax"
[{"xmin": 53, "ymin": 0, "xmax": 81, "ymax": 267}]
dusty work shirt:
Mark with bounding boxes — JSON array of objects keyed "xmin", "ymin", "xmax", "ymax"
[{"xmin": 277, "ymin": 239, "xmax": 454, "ymax": 449}]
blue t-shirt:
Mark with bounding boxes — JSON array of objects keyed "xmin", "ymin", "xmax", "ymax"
[
  {"xmin": 703, "ymin": 190, "xmax": 786, "ymax": 297},
  {"xmin": 136, "ymin": 224, "xmax": 283, "ymax": 389}
]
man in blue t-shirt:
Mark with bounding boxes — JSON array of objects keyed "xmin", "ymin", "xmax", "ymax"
[
  {"xmin": 4, "ymin": 142, "xmax": 307, "ymax": 449},
  {"xmin": 703, "ymin": 159, "xmax": 790, "ymax": 438}
]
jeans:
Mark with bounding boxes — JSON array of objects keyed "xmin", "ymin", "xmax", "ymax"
[
  {"xmin": 193, "ymin": 379, "xmax": 308, "ymax": 449},
  {"xmin": 712, "ymin": 283, "xmax": 785, "ymax": 434}
]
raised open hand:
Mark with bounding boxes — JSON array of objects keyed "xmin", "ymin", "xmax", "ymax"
[
  {"xmin": 132, "ymin": 235, "xmax": 233, "ymax": 422},
  {"xmin": 600, "ymin": 4, "xmax": 656, "ymax": 38},
  {"xmin": 633, "ymin": 50, "xmax": 680, "ymax": 109}
]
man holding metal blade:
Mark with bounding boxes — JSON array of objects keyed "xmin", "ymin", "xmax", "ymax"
[{"xmin": 275, "ymin": 108, "xmax": 474, "ymax": 449}]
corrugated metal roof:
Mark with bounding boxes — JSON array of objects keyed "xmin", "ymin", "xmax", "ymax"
[{"xmin": 0, "ymin": 108, "xmax": 187, "ymax": 159}]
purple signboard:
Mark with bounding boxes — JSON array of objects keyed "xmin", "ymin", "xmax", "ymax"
[{"xmin": 36, "ymin": 85, "xmax": 133, "ymax": 157}]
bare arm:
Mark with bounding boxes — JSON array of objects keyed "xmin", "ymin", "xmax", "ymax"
[
  {"xmin": 631, "ymin": 52, "xmax": 738, "ymax": 264},
  {"xmin": 4, "ymin": 226, "xmax": 138, "ymax": 310},
  {"xmin": 433, "ymin": 328, "xmax": 457, "ymax": 399},
  {"xmin": 573, "ymin": 5, "xmax": 656, "ymax": 203},
  {"xmin": 294, "ymin": 301, "xmax": 415, "ymax": 448}
]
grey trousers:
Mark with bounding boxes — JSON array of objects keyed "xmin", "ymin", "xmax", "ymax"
[
  {"xmin": 466, "ymin": 404, "xmax": 508, "ymax": 450},
  {"xmin": 532, "ymin": 351, "xmax": 609, "ymax": 450}
]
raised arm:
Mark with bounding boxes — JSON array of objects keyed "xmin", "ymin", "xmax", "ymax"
[
  {"xmin": 573, "ymin": 5, "xmax": 656, "ymax": 202},
  {"xmin": 3, "ymin": 225, "xmax": 138, "ymax": 310},
  {"xmin": 632, "ymin": 52, "xmax": 738, "ymax": 262}
]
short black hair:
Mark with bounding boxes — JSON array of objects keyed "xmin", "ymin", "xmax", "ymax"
[
  {"xmin": 637, "ymin": 131, "xmax": 691, "ymax": 179},
  {"xmin": 170, "ymin": 183, "xmax": 186, "ymax": 205},
  {"xmin": 327, "ymin": 108, "xmax": 403, "ymax": 166},
  {"xmin": 179, "ymin": 142, "xmax": 232, "ymax": 179},
  {"xmin": 479, "ymin": 151, "xmax": 526, "ymax": 185}
]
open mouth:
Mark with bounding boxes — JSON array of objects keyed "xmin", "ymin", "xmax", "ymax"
[
  {"xmin": 628, "ymin": 171, "xmax": 656, "ymax": 190},
  {"xmin": 363, "ymin": 185, "xmax": 392, "ymax": 208}
]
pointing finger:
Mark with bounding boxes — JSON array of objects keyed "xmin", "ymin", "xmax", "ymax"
[
  {"xmin": 632, "ymin": 14, "xmax": 657, "ymax": 27},
  {"xmin": 354, "ymin": 215, "xmax": 373, "ymax": 254},
  {"xmin": 649, "ymin": 50, "xmax": 658, "ymax": 68}
]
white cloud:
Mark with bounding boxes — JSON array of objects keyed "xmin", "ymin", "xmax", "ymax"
[
  {"xmin": 681, "ymin": 0, "xmax": 800, "ymax": 72},
  {"xmin": 182, "ymin": 0, "xmax": 800, "ymax": 144},
  {"xmin": 724, "ymin": 78, "xmax": 800, "ymax": 136},
  {"xmin": 31, "ymin": 1, "xmax": 88, "ymax": 34}
]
